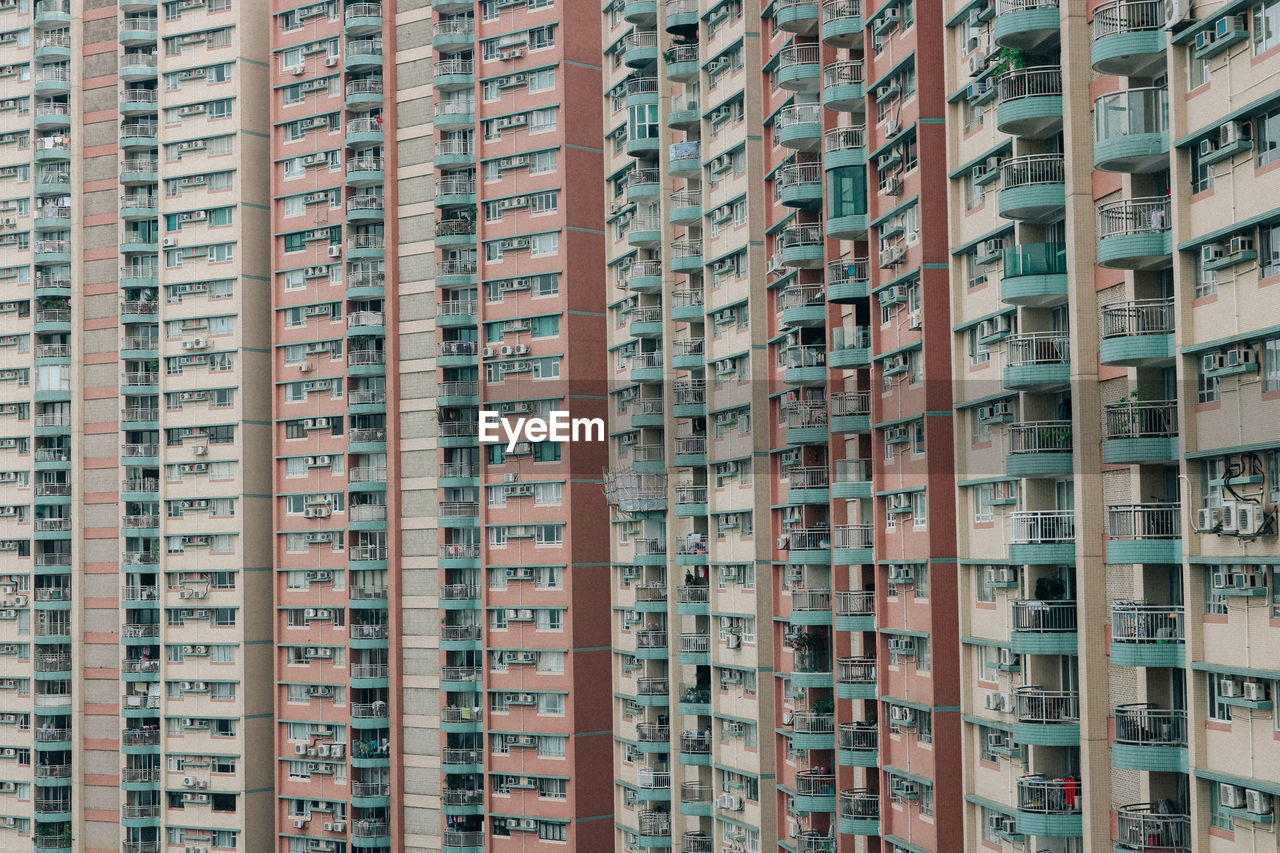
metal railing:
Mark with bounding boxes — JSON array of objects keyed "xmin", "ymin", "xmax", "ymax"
[
  {"xmin": 637, "ymin": 676, "xmax": 669, "ymax": 696},
  {"xmin": 674, "ymin": 434, "xmax": 706, "ymax": 455},
  {"xmin": 634, "ymin": 537, "xmax": 666, "ymax": 556},
  {"xmin": 667, "ymin": 41, "xmax": 700, "ymax": 63},
  {"xmin": 636, "ymin": 629, "xmax": 667, "ymax": 649},
  {"xmin": 346, "ymin": 37, "xmax": 383, "ymax": 56},
  {"xmin": 435, "ymin": 177, "xmax": 475, "ymax": 195},
  {"xmin": 1009, "ymin": 420, "xmax": 1072, "ymax": 454},
  {"xmin": 797, "ymin": 770, "xmax": 836, "ymax": 796},
  {"xmin": 997, "ymin": 65, "xmax": 1062, "ymax": 103},
  {"xmin": 786, "ymin": 399, "xmax": 827, "ymax": 428},
  {"xmin": 792, "ymin": 588, "xmax": 831, "ymax": 612},
  {"xmin": 1114, "ymin": 704, "xmax": 1187, "ymax": 748},
  {"xmin": 349, "ymin": 388, "xmax": 385, "ymax": 405},
  {"xmin": 444, "ymin": 831, "xmax": 484, "ymax": 848},
  {"xmin": 837, "ymin": 657, "xmax": 876, "ymax": 684},
  {"xmin": 1116, "ymin": 803, "xmax": 1190, "ymax": 852},
  {"xmin": 1101, "ymin": 298, "xmax": 1174, "ymax": 338},
  {"xmin": 625, "ymin": 76, "xmax": 658, "ymax": 96},
  {"xmin": 786, "ymin": 528, "xmax": 831, "ymax": 551},
  {"xmin": 1010, "ymin": 510, "xmax": 1075, "ymax": 543},
  {"xmin": 1093, "ymin": 0, "xmax": 1162, "ymax": 38},
  {"xmin": 682, "ymin": 832, "xmax": 714, "ymax": 853},
  {"xmin": 825, "ymin": 126, "xmax": 865, "ymax": 155},
  {"xmin": 1000, "ymin": 154, "xmax": 1065, "ymax": 189},
  {"xmin": 835, "ymin": 590, "xmax": 874, "ymax": 617},
  {"xmin": 779, "ymin": 222, "xmax": 824, "ymax": 249},
  {"xmin": 1006, "ymin": 331, "xmax": 1070, "ymax": 367},
  {"xmin": 671, "ymin": 239, "xmax": 702, "ymax": 259},
  {"xmin": 779, "ymin": 343, "xmax": 826, "ymax": 369},
  {"xmin": 996, "ymin": 0, "xmax": 1058, "ymax": 11},
  {"xmin": 831, "ymin": 390, "xmax": 871, "ymax": 417},
  {"xmin": 118, "ymin": 16, "xmax": 157, "ymax": 31},
  {"xmin": 840, "ymin": 788, "xmax": 879, "ymax": 819},
  {"xmin": 1104, "ymin": 401, "xmax": 1177, "ymax": 443},
  {"xmin": 777, "ymin": 102, "xmax": 822, "ymax": 128},
  {"xmin": 346, "ymin": 2, "xmax": 382, "ymax": 17},
  {"xmin": 1098, "ymin": 196, "xmax": 1170, "ymax": 239},
  {"xmin": 348, "ymin": 78, "xmax": 384, "ymax": 97},
  {"xmin": 346, "ymin": 196, "xmax": 384, "ymax": 212},
  {"xmin": 636, "ymin": 723, "xmax": 669, "ymax": 743},
  {"xmin": 1107, "ymin": 503, "xmax": 1181, "ymax": 539},
  {"xmin": 621, "ymin": 29, "xmax": 658, "ymax": 49},
  {"xmin": 348, "ymin": 350, "xmax": 386, "ymax": 366},
  {"xmin": 119, "ymin": 121, "xmax": 158, "ymax": 138},
  {"xmin": 1095, "ymin": 86, "xmax": 1168, "ymax": 141},
  {"xmin": 838, "ymin": 723, "xmax": 877, "ymax": 751},
  {"xmin": 788, "ymin": 466, "xmax": 828, "ymax": 490},
  {"xmin": 1017, "ymin": 776, "xmax": 1082, "ymax": 814},
  {"xmin": 678, "ymin": 633, "xmax": 710, "ymax": 653},
  {"xmin": 1112, "ymin": 604, "xmax": 1184, "ymax": 644},
  {"xmin": 637, "ymin": 768, "xmax": 670, "ymax": 789},
  {"xmin": 779, "ymin": 44, "xmax": 819, "ymax": 69},
  {"xmin": 833, "ymin": 523, "xmax": 873, "ymax": 548},
  {"xmin": 822, "ymin": 0, "xmax": 862, "ymax": 22},
  {"xmin": 639, "ymin": 810, "xmax": 671, "ymax": 837},
  {"xmin": 793, "ymin": 710, "xmax": 834, "ymax": 734},
  {"xmin": 1012, "ymin": 599, "xmax": 1077, "ymax": 633},
  {"xmin": 121, "ymin": 52, "xmax": 157, "ymax": 68},
  {"xmin": 1015, "ymin": 687, "xmax": 1079, "ymax": 723},
  {"xmin": 823, "ymin": 59, "xmax": 864, "ymax": 88}
]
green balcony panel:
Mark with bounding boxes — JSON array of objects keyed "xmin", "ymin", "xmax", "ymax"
[
  {"xmin": 821, "ymin": 0, "xmax": 863, "ymax": 46},
  {"xmin": 1092, "ymin": 7, "xmax": 1166, "ymax": 77},
  {"xmin": 1094, "ymin": 87, "xmax": 1169, "ymax": 173},
  {"xmin": 1011, "ymin": 721, "xmax": 1080, "ymax": 747},
  {"xmin": 993, "ymin": 4, "xmax": 1060, "ymax": 51},
  {"xmin": 1001, "ymin": 242, "xmax": 1067, "ymax": 306},
  {"xmin": 995, "ymin": 67, "xmax": 1063, "ymax": 139},
  {"xmin": 1105, "ymin": 539, "xmax": 1181, "ymax": 565}
]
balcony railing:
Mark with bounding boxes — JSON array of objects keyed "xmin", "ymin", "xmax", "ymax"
[
  {"xmin": 996, "ymin": 0, "xmax": 1058, "ymax": 11},
  {"xmin": 1093, "ymin": 0, "xmax": 1162, "ymax": 37},
  {"xmin": 793, "ymin": 711, "xmax": 834, "ymax": 734},
  {"xmin": 1017, "ymin": 776, "xmax": 1082, "ymax": 815},
  {"xmin": 840, "ymin": 788, "xmax": 879, "ymax": 819},
  {"xmin": 838, "ymin": 723, "xmax": 877, "ymax": 751},
  {"xmin": 835, "ymin": 590, "xmax": 873, "ymax": 618},
  {"xmin": 639, "ymin": 810, "xmax": 671, "ymax": 837},
  {"xmin": 347, "ymin": 77, "xmax": 384, "ymax": 97},
  {"xmin": 791, "ymin": 588, "xmax": 831, "ymax": 612},
  {"xmin": 1015, "ymin": 687, "xmax": 1079, "ymax": 723},
  {"xmin": 636, "ymin": 629, "xmax": 667, "ymax": 649},
  {"xmin": 1012, "ymin": 599, "xmax": 1077, "ymax": 633},
  {"xmin": 832, "ymin": 523, "xmax": 873, "ymax": 549},
  {"xmin": 1098, "ymin": 196, "xmax": 1170, "ymax": 239},
  {"xmin": 1104, "ymin": 400, "xmax": 1177, "ymax": 443},
  {"xmin": 787, "ymin": 466, "xmax": 829, "ymax": 491},
  {"xmin": 1009, "ymin": 420, "xmax": 1072, "ymax": 455},
  {"xmin": 999, "ymin": 154, "xmax": 1065, "ymax": 190},
  {"xmin": 779, "ymin": 281, "xmax": 825, "ymax": 310},
  {"xmin": 796, "ymin": 770, "xmax": 835, "ymax": 796},
  {"xmin": 837, "ymin": 657, "xmax": 875, "ymax": 684},
  {"xmin": 831, "ymin": 390, "xmax": 870, "ymax": 417},
  {"xmin": 444, "ymin": 831, "xmax": 484, "ymax": 849},
  {"xmin": 637, "ymin": 768, "xmax": 670, "ymax": 789},
  {"xmin": 822, "ymin": 0, "xmax": 862, "ymax": 23},
  {"xmin": 779, "ymin": 222, "xmax": 824, "ymax": 250},
  {"xmin": 1116, "ymin": 803, "xmax": 1190, "ymax": 852},
  {"xmin": 1010, "ymin": 510, "xmax": 1075, "ymax": 544},
  {"xmin": 823, "ymin": 59, "xmax": 863, "ymax": 87},
  {"xmin": 682, "ymin": 832, "xmax": 713, "ymax": 853},
  {"xmin": 786, "ymin": 400, "xmax": 827, "ymax": 429},
  {"xmin": 1112, "ymin": 604, "xmax": 1183, "ymax": 644},
  {"xmin": 678, "ymin": 633, "xmax": 710, "ymax": 653},
  {"xmin": 777, "ymin": 102, "xmax": 822, "ymax": 128},
  {"xmin": 1107, "ymin": 503, "xmax": 1180, "ymax": 540},
  {"xmin": 1101, "ymin": 298, "xmax": 1173, "ymax": 339},
  {"xmin": 786, "ymin": 528, "xmax": 830, "ymax": 551},
  {"xmin": 779, "ymin": 44, "xmax": 819, "ymax": 69},
  {"xmin": 997, "ymin": 65, "xmax": 1062, "ymax": 104},
  {"xmin": 1114, "ymin": 703, "xmax": 1186, "ymax": 747}
]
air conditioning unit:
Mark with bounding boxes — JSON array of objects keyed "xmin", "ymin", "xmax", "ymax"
[
  {"xmin": 880, "ymin": 245, "xmax": 905, "ymax": 267},
  {"xmin": 885, "ymin": 176, "xmax": 903, "ymax": 196},
  {"xmin": 969, "ymin": 54, "xmax": 986, "ymax": 77},
  {"xmin": 325, "ymin": 55, "xmax": 338, "ymax": 67},
  {"xmin": 727, "ymin": 634, "xmax": 742, "ymax": 649},
  {"xmin": 191, "ymin": 445, "xmax": 208, "ymax": 456},
  {"xmin": 288, "ymin": 64, "xmax": 305, "ymax": 75},
  {"xmin": 999, "ymin": 648, "xmax": 1019, "ymax": 669},
  {"xmin": 304, "ymin": 506, "xmax": 331, "ymax": 518},
  {"xmin": 886, "ymin": 119, "xmax": 900, "ymax": 136},
  {"xmin": 1219, "ymin": 677, "xmax": 1242, "ymax": 698},
  {"xmin": 1247, "ymin": 789, "xmax": 1273, "ymax": 815},
  {"xmin": 163, "ymin": 237, "xmax": 178, "ymax": 248},
  {"xmin": 1202, "ymin": 243, "xmax": 1226, "ymax": 264},
  {"xmin": 907, "ymin": 310, "xmax": 921, "ymax": 330},
  {"xmin": 1229, "ymin": 235, "xmax": 1255, "ymax": 255},
  {"xmin": 1242, "ymin": 681, "xmax": 1268, "ymax": 702},
  {"xmin": 293, "ymin": 818, "xmax": 308, "ymax": 829},
  {"xmin": 326, "ymin": 244, "xmax": 342, "ymax": 259},
  {"xmin": 888, "ymin": 564, "xmax": 915, "ymax": 583},
  {"xmin": 1220, "ymin": 783, "xmax": 1246, "ymax": 809}
]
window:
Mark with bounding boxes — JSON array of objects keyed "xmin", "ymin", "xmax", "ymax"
[
  {"xmin": 1198, "ymin": 363, "xmax": 1220, "ymax": 404},
  {"xmin": 1189, "ymin": 53, "xmax": 1210, "ymax": 89},
  {"xmin": 1190, "ymin": 144, "xmax": 1215, "ymax": 194},
  {"xmin": 1255, "ymin": 0, "xmax": 1280, "ymax": 54},
  {"xmin": 536, "ymin": 609, "xmax": 562, "ymax": 630},
  {"xmin": 912, "ymin": 490, "xmax": 927, "ymax": 527},
  {"xmin": 1264, "ymin": 338, "xmax": 1280, "ymax": 390},
  {"xmin": 973, "ymin": 483, "xmax": 994, "ymax": 523},
  {"xmin": 914, "ymin": 563, "xmax": 929, "ymax": 599},
  {"xmin": 1208, "ymin": 674, "xmax": 1233, "ymax": 722},
  {"xmin": 828, "ymin": 166, "xmax": 868, "ymax": 220},
  {"xmin": 1210, "ymin": 781, "xmax": 1236, "ymax": 831},
  {"xmin": 1205, "ymin": 567, "xmax": 1228, "ymax": 615},
  {"xmin": 1259, "ymin": 107, "xmax": 1280, "ymax": 167},
  {"xmin": 1261, "ymin": 224, "xmax": 1280, "ymax": 277},
  {"xmin": 538, "ymin": 822, "xmax": 567, "ymax": 841}
]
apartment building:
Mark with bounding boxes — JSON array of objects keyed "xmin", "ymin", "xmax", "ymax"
[
  {"xmin": 422, "ymin": 0, "xmax": 614, "ymax": 851},
  {"xmin": 944, "ymin": 0, "xmax": 1280, "ymax": 852},
  {"xmin": 601, "ymin": 0, "xmax": 963, "ymax": 850},
  {"xmin": 0, "ymin": 0, "xmax": 276, "ymax": 849}
]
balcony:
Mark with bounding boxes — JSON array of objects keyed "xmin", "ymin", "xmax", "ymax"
[
  {"xmin": 677, "ymin": 632, "xmax": 709, "ymax": 664},
  {"xmin": 822, "ymin": 60, "xmax": 864, "ymax": 112},
  {"xmin": 346, "ymin": 77, "xmax": 384, "ymax": 110},
  {"xmin": 780, "ymin": 281, "xmax": 826, "ymax": 327},
  {"xmin": 669, "ymin": 239, "xmax": 702, "ymax": 272},
  {"xmin": 118, "ymin": 16, "xmax": 157, "ymax": 46},
  {"xmin": 993, "ymin": 0, "xmax": 1059, "ymax": 50},
  {"xmin": 1016, "ymin": 776, "xmax": 1083, "ymax": 837},
  {"xmin": 120, "ymin": 52, "xmax": 158, "ymax": 80},
  {"xmin": 777, "ymin": 103, "xmax": 822, "ymax": 150},
  {"xmin": 637, "ymin": 768, "xmax": 671, "ymax": 799},
  {"xmin": 1011, "ymin": 599, "xmax": 1077, "ymax": 655},
  {"xmin": 785, "ymin": 399, "xmax": 827, "ymax": 444},
  {"xmin": 664, "ymin": 42, "xmax": 700, "ymax": 82},
  {"xmin": 821, "ymin": 0, "xmax": 862, "ymax": 45},
  {"xmin": 345, "ymin": 195, "xmax": 385, "ymax": 222},
  {"xmin": 1094, "ymin": 87, "xmax": 1168, "ymax": 173},
  {"xmin": 837, "ymin": 723, "xmax": 877, "ymax": 768},
  {"xmin": 1007, "ymin": 420, "xmax": 1072, "ymax": 478},
  {"xmin": 824, "ymin": 125, "xmax": 865, "ymax": 174},
  {"xmin": 624, "ymin": 76, "xmax": 660, "ymax": 110},
  {"xmin": 1103, "ymin": 399, "xmax": 1177, "ymax": 464},
  {"xmin": 1093, "ymin": 1, "xmax": 1166, "ymax": 75},
  {"xmin": 787, "ymin": 467, "xmax": 829, "ymax": 504},
  {"xmin": 1014, "ymin": 686, "xmax": 1079, "ymax": 745},
  {"xmin": 1008, "ymin": 509, "xmax": 1075, "ymax": 565},
  {"xmin": 621, "ymin": 29, "xmax": 658, "ymax": 68},
  {"xmin": 998, "ymin": 154, "xmax": 1065, "ymax": 223},
  {"xmin": 681, "ymin": 831, "xmax": 713, "ymax": 853},
  {"xmin": 1097, "ymin": 197, "xmax": 1171, "ymax": 270},
  {"xmin": 1106, "ymin": 503, "xmax": 1181, "ymax": 564},
  {"xmin": 777, "ymin": 44, "xmax": 820, "ymax": 92},
  {"xmin": 443, "ymin": 831, "xmax": 484, "ymax": 850},
  {"xmin": 624, "ymin": 0, "xmax": 656, "ymax": 23},
  {"xmin": 1116, "ymin": 802, "xmax": 1190, "ymax": 852},
  {"xmin": 1004, "ymin": 331, "xmax": 1069, "ymax": 391},
  {"xmin": 344, "ymin": 2, "xmax": 382, "ymax": 34},
  {"xmin": 834, "ymin": 590, "xmax": 874, "ymax": 632},
  {"xmin": 1001, "ymin": 241, "xmax": 1067, "ymax": 306},
  {"xmin": 1100, "ymin": 298, "xmax": 1174, "ymax": 367},
  {"xmin": 836, "ymin": 657, "xmax": 875, "ymax": 699},
  {"xmin": 829, "ymin": 325, "xmax": 870, "ymax": 368},
  {"xmin": 346, "ymin": 155, "xmax": 385, "ymax": 186},
  {"xmin": 838, "ymin": 788, "xmax": 879, "ymax": 834},
  {"xmin": 1111, "ymin": 602, "xmax": 1185, "ymax": 668},
  {"xmin": 783, "ymin": 528, "xmax": 831, "ymax": 564},
  {"xmin": 780, "ymin": 344, "xmax": 826, "ymax": 388},
  {"xmin": 777, "ymin": 162, "xmax": 823, "ymax": 210},
  {"xmin": 996, "ymin": 66, "xmax": 1062, "ymax": 138},
  {"xmin": 638, "ymin": 809, "xmax": 672, "ymax": 841},
  {"xmin": 345, "ymin": 36, "xmax": 383, "ymax": 71},
  {"xmin": 34, "ymin": 102, "xmax": 71, "ymax": 130},
  {"xmin": 830, "ymin": 391, "xmax": 870, "ymax": 435},
  {"xmin": 794, "ymin": 770, "xmax": 837, "ymax": 812}
]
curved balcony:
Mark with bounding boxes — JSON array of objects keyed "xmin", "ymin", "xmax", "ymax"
[
  {"xmin": 993, "ymin": 0, "xmax": 1060, "ymax": 50},
  {"xmin": 998, "ymin": 154, "xmax": 1065, "ymax": 223},
  {"xmin": 829, "ymin": 325, "xmax": 870, "ymax": 368},
  {"xmin": 825, "ymin": 260, "xmax": 867, "ymax": 308},
  {"xmin": 777, "ymin": 162, "xmax": 823, "ymax": 209},
  {"xmin": 1111, "ymin": 603, "xmax": 1184, "ymax": 667},
  {"xmin": 837, "ymin": 722, "xmax": 877, "ymax": 767},
  {"xmin": 345, "ymin": 114, "xmax": 384, "ymax": 148},
  {"xmin": 119, "ymin": 121, "xmax": 158, "ymax": 148},
  {"xmin": 1011, "ymin": 599, "xmax": 1077, "ymax": 655},
  {"xmin": 638, "ymin": 809, "xmax": 672, "ymax": 842},
  {"xmin": 346, "ymin": 77, "xmax": 384, "ymax": 111},
  {"xmin": 824, "ymin": 125, "xmax": 865, "ymax": 172},
  {"xmin": 669, "ymin": 239, "xmax": 702, "ymax": 272},
  {"xmin": 996, "ymin": 66, "xmax": 1062, "ymax": 138},
  {"xmin": 1116, "ymin": 803, "xmax": 1190, "ymax": 851},
  {"xmin": 1009, "ymin": 509, "xmax": 1075, "ymax": 564},
  {"xmin": 791, "ymin": 710, "xmax": 835, "ymax": 750},
  {"xmin": 667, "ymin": 93, "xmax": 700, "ymax": 131},
  {"xmin": 1106, "ymin": 503, "xmax": 1181, "ymax": 564},
  {"xmin": 621, "ymin": 29, "xmax": 658, "ymax": 68},
  {"xmin": 120, "ymin": 52, "xmax": 157, "ymax": 81},
  {"xmin": 780, "ymin": 282, "xmax": 826, "ymax": 327},
  {"xmin": 1103, "ymin": 399, "xmax": 1177, "ymax": 464},
  {"xmin": 839, "ymin": 788, "xmax": 879, "ymax": 834},
  {"xmin": 664, "ymin": 41, "xmax": 700, "ymax": 82},
  {"xmin": 679, "ymin": 783, "xmax": 712, "ymax": 820},
  {"xmin": 836, "ymin": 656, "xmax": 876, "ymax": 699},
  {"xmin": 779, "ymin": 343, "xmax": 826, "ymax": 387},
  {"xmin": 636, "ymin": 768, "xmax": 671, "ymax": 799},
  {"xmin": 1007, "ymin": 420, "xmax": 1072, "ymax": 478},
  {"xmin": 681, "ymin": 831, "xmax": 713, "ymax": 853},
  {"xmin": 1100, "ymin": 298, "xmax": 1174, "ymax": 366},
  {"xmin": 775, "ymin": 0, "xmax": 819, "ymax": 33},
  {"xmin": 1094, "ymin": 87, "xmax": 1168, "ymax": 173},
  {"xmin": 833, "ymin": 522, "xmax": 873, "ymax": 563},
  {"xmin": 777, "ymin": 103, "xmax": 823, "ymax": 151},
  {"xmin": 431, "ymin": 19, "xmax": 471, "ymax": 52},
  {"xmin": 1014, "ymin": 686, "xmax": 1079, "ymax": 746},
  {"xmin": 835, "ymin": 589, "xmax": 874, "ymax": 632},
  {"xmin": 667, "ymin": 190, "xmax": 701, "ymax": 228},
  {"xmin": 785, "ymin": 399, "xmax": 827, "ymax": 444},
  {"xmin": 119, "ymin": 88, "xmax": 158, "ymax": 116},
  {"xmin": 34, "ymin": 102, "xmax": 71, "ymax": 130},
  {"xmin": 624, "ymin": 75, "xmax": 660, "ymax": 109},
  {"xmin": 344, "ymin": 2, "xmax": 382, "ymax": 34},
  {"xmin": 778, "ymin": 222, "xmax": 825, "ymax": 268},
  {"xmin": 628, "ymin": 215, "xmax": 662, "ymax": 248},
  {"xmin": 794, "ymin": 770, "xmax": 837, "ymax": 812},
  {"xmin": 822, "ymin": 0, "xmax": 863, "ymax": 45},
  {"xmin": 1001, "ymin": 241, "xmax": 1066, "ymax": 306},
  {"xmin": 345, "ymin": 196, "xmax": 384, "ymax": 223},
  {"xmin": 1004, "ymin": 331, "xmax": 1069, "ymax": 392},
  {"xmin": 778, "ymin": 44, "xmax": 821, "ymax": 92},
  {"xmin": 34, "ymin": 0, "xmax": 71, "ymax": 27},
  {"xmin": 434, "ymin": 177, "xmax": 475, "ymax": 208},
  {"xmin": 822, "ymin": 60, "xmax": 864, "ymax": 112},
  {"xmin": 1097, "ymin": 197, "xmax": 1171, "ymax": 270},
  {"xmin": 434, "ymin": 98, "xmax": 475, "ymax": 131},
  {"xmin": 118, "ymin": 16, "xmax": 157, "ymax": 46},
  {"xmin": 624, "ymin": 0, "xmax": 657, "ymax": 24},
  {"xmin": 1017, "ymin": 776, "xmax": 1083, "ymax": 837},
  {"xmin": 1092, "ymin": 1, "xmax": 1166, "ymax": 76}
]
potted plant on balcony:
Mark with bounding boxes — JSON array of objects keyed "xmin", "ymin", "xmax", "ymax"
[
  {"xmin": 990, "ymin": 47, "xmax": 1027, "ymax": 79},
  {"xmin": 812, "ymin": 698, "xmax": 835, "ymax": 716},
  {"xmin": 1034, "ymin": 575, "xmax": 1066, "ymax": 602}
]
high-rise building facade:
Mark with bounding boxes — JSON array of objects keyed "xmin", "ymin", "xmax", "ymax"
[
  {"xmin": 946, "ymin": 1, "xmax": 1280, "ymax": 852},
  {"xmin": 0, "ymin": 0, "xmax": 276, "ymax": 849}
]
